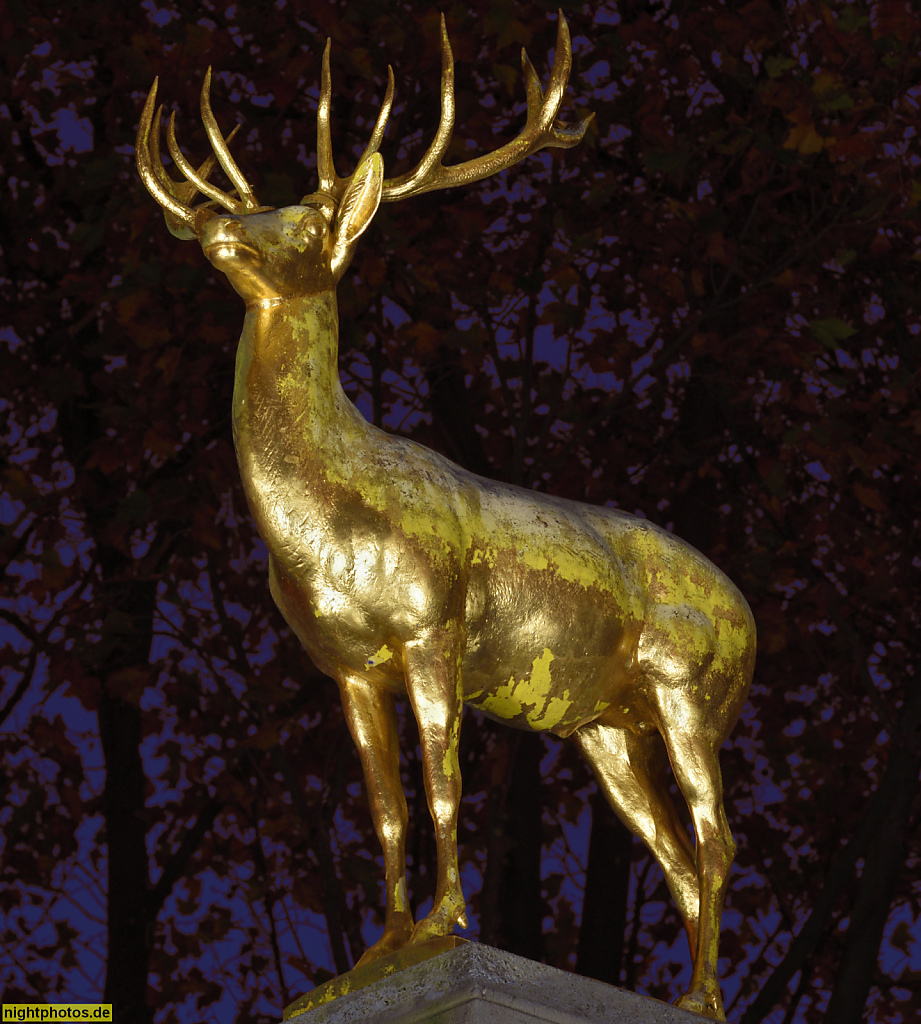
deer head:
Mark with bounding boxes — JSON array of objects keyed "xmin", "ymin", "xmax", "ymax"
[{"xmin": 135, "ymin": 12, "xmax": 592, "ymax": 306}]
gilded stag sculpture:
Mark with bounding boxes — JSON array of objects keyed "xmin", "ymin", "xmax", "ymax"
[{"xmin": 136, "ymin": 13, "xmax": 754, "ymax": 1019}]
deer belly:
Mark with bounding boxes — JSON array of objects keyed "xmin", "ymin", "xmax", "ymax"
[{"xmin": 462, "ymin": 578, "xmax": 639, "ymax": 737}]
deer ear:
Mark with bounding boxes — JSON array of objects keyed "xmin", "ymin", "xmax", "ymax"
[
  {"xmin": 163, "ymin": 210, "xmax": 199, "ymax": 241},
  {"xmin": 331, "ymin": 153, "xmax": 383, "ymax": 276}
]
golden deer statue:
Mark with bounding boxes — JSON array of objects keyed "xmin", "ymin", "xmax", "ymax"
[{"xmin": 136, "ymin": 13, "xmax": 754, "ymax": 1019}]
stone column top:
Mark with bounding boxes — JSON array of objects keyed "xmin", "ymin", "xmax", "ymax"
[{"xmin": 284, "ymin": 941, "xmax": 706, "ymax": 1023}]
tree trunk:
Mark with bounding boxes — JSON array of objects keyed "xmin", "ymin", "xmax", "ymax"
[
  {"xmin": 822, "ymin": 690, "xmax": 921, "ymax": 1023},
  {"xmin": 425, "ymin": 348, "xmax": 493, "ymax": 478},
  {"xmin": 576, "ymin": 787, "xmax": 634, "ymax": 985},
  {"xmin": 741, "ymin": 678, "xmax": 921, "ymax": 1024},
  {"xmin": 96, "ymin": 571, "xmax": 157, "ymax": 1024},
  {"xmin": 495, "ymin": 731, "xmax": 546, "ymax": 961},
  {"xmin": 99, "ymin": 686, "xmax": 151, "ymax": 1024}
]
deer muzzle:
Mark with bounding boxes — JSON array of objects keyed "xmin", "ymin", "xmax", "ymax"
[{"xmin": 201, "ymin": 216, "xmax": 261, "ymax": 263}]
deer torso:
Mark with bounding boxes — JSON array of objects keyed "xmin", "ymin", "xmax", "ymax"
[{"xmin": 231, "ymin": 291, "xmax": 754, "ymax": 742}]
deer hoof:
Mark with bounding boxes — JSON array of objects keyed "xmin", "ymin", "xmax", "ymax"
[
  {"xmin": 675, "ymin": 990, "xmax": 725, "ymax": 1021},
  {"xmin": 410, "ymin": 897, "xmax": 465, "ymax": 945},
  {"xmin": 356, "ymin": 918, "xmax": 414, "ymax": 967}
]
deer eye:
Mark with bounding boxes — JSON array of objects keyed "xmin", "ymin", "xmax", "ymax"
[{"xmin": 302, "ymin": 216, "xmax": 325, "ymax": 239}]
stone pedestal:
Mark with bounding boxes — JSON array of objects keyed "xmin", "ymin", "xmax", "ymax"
[{"xmin": 283, "ymin": 942, "xmax": 705, "ymax": 1023}]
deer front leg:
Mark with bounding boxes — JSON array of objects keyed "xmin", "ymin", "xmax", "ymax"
[
  {"xmin": 338, "ymin": 673, "xmax": 414, "ymax": 965},
  {"xmin": 403, "ymin": 627, "xmax": 468, "ymax": 944}
]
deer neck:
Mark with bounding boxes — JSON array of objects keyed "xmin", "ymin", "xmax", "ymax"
[{"xmin": 231, "ymin": 289, "xmax": 369, "ymax": 524}]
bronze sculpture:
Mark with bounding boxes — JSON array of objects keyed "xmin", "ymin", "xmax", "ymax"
[{"xmin": 136, "ymin": 13, "xmax": 755, "ymax": 1020}]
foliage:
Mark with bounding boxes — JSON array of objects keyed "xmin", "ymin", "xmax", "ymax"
[{"xmin": 1, "ymin": 1, "xmax": 920, "ymax": 1022}]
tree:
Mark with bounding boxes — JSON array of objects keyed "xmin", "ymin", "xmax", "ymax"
[{"xmin": 1, "ymin": 1, "xmax": 919, "ymax": 1022}]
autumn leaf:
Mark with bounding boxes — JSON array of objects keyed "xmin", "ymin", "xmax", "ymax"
[
  {"xmin": 853, "ymin": 482, "xmax": 888, "ymax": 513},
  {"xmin": 810, "ymin": 317, "xmax": 857, "ymax": 347},
  {"xmin": 783, "ymin": 120, "xmax": 827, "ymax": 155}
]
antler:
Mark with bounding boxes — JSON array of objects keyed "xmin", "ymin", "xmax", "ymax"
[
  {"xmin": 309, "ymin": 10, "xmax": 592, "ymax": 207},
  {"xmin": 138, "ymin": 11, "xmax": 591, "ymax": 231},
  {"xmin": 315, "ymin": 40, "xmax": 396, "ymax": 204},
  {"xmin": 384, "ymin": 11, "xmax": 591, "ymax": 200},
  {"xmin": 136, "ymin": 72, "xmax": 265, "ymax": 238}
]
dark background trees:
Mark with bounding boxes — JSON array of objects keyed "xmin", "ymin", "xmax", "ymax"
[{"xmin": 1, "ymin": 1, "xmax": 919, "ymax": 1022}]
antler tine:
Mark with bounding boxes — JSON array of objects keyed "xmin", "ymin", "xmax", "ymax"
[
  {"xmin": 380, "ymin": 10, "xmax": 592, "ymax": 202},
  {"xmin": 316, "ymin": 40, "xmax": 343, "ymax": 198},
  {"xmin": 190, "ymin": 122, "xmax": 243, "ymax": 198},
  {"xmin": 136, "ymin": 79, "xmax": 199, "ymax": 234},
  {"xmin": 200, "ymin": 67, "xmax": 261, "ymax": 211},
  {"xmin": 533, "ymin": 11, "xmax": 572, "ymax": 134},
  {"xmin": 382, "ymin": 14, "xmax": 455, "ymax": 201},
  {"xmin": 519, "ymin": 15, "xmax": 590, "ymax": 145},
  {"xmin": 167, "ymin": 111, "xmax": 243, "ymax": 213},
  {"xmin": 148, "ymin": 102, "xmax": 195, "ymax": 206},
  {"xmin": 521, "ymin": 50, "xmax": 544, "ymax": 127},
  {"xmin": 154, "ymin": 107, "xmax": 242, "ymax": 210},
  {"xmin": 148, "ymin": 104, "xmax": 205, "ymax": 240},
  {"xmin": 311, "ymin": 40, "xmax": 395, "ymax": 205},
  {"xmin": 151, "ymin": 102, "xmax": 241, "ymax": 204},
  {"xmin": 354, "ymin": 64, "xmax": 396, "ymax": 168},
  {"xmin": 148, "ymin": 104, "xmax": 172, "ymax": 191}
]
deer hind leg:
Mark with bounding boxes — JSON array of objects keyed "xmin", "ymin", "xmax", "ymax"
[
  {"xmin": 652, "ymin": 687, "xmax": 736, "ymax": 1022},
  {"xmin": 339, "ymin": 674, "xmax": 414, "ymax": 965},
  {"xmin": 573, "ymin": 723, "xmax": 700, "ymax": 955},
  {"xmin": 402, "ymin": 627, "xmax": 468, "ymax": 944}
]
